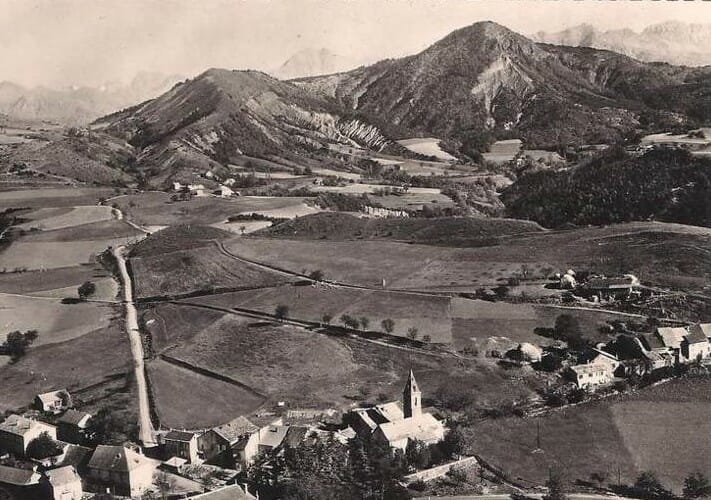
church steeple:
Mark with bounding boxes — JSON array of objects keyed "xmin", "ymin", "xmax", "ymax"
[{"xmin": 403, "ymin": 369, "xmax": 422, "ymax": 418}]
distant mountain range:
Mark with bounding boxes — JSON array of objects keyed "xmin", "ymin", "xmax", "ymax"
[
  {"xmin": 89, "ymin": 21, "xmax": 711, "ymax": 186},
  {"xmin": 0, "ymin": 72, "xmax": 184, "ymax": 125},
  {"xmin": 532, "ymin": 21, "xmax": 711, "ymax": 66},
  {"xmin": 271, "ymin": 48, "xmax": 362, "ymax": 80}
]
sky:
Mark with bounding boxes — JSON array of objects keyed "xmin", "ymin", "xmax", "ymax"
[{"xmin": 3, "ymin": 0, "xmax": 711, "ymax": 88}]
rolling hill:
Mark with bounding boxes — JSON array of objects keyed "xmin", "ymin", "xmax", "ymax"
[{"xmin": 94, "ymin": 68, "xmax": 391, "ymax": 187}]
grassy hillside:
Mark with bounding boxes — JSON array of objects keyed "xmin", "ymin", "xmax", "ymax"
[{"xmin": 257, "ymin": 212, "xmax": 542, "ymax": 246}]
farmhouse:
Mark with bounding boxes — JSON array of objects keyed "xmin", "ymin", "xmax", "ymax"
[
  {"xmin": 56, "ymin": 410, "xmax": 92, "ymax": 444},
  {"xmin": 163, "ymin": 430, "xmax": 199, "ymax": 463},
  {"xmin": 45, "ymin": 465, "xmax": 83, "ymax": 500},
  {"xmin": 34, "ymin": 390, "xmax": 72, "ymax": 414},
  {"xmin": 87, "ymin": 445, "xmax": 157, "ymax": 497},
  {"xmin": 199, "ymin": 416, "xmax": 260, "ymax": 468},
  {"xmin": 0, "ymin": 414, "xmax": 57, "ymax": 456},
  {"xmin": 350, "ymin": 371, "xmax": 445, "ymax": 451},
  {"xmin": 579, "ymin": 274, "xmax": 641, "ymax": 299},
  {"xmin": 681, "ymin": 326, "xmax": 711, "ymax": 362},
  {"xmin": 216, "ymin": 185, "xmax": 235, "ymax": 197},
  {"xmin": 569, "ymin": 351, "xmax": 620, "ymax": 390},
  {"xmin": 0, "ymin": 464, "xmax": 42, "ymax": 500}
]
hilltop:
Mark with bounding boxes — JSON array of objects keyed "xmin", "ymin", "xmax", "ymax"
[
  {"xmin": 94, "ymin": 69, "xmax": 391, "ymax": 187},
  {"xmin": 296, "ymin": 21, "xmax": 711, "ymax": 153},
  {"xmin": 256, "ymin": 212, "xmax": 543, "ymax": 246}
]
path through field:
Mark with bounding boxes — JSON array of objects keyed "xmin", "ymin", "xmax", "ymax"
[{"xmin": 113, "ymin": 245, "xmax": 157, "ymax": 447}]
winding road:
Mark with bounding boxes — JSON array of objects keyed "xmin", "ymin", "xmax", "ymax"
[{"xmin": 113, "ymin": 245, "xmax": 157, "ymax": 447}]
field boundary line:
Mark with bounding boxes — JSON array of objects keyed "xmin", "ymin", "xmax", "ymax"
[{"xmin": 157, "ymin": 353, "xmax": 268, "ymax": 400}]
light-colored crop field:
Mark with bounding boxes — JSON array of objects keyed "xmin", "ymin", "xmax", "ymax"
[
  {"xmin": 27, "ymin": 276, "xmax": 118, "ymax": 301},
  {"xmin": 0, "ymin": 292, "xmax": 115, "ymax": 346},
  {"xmin": 16, "ymin": 205, "xmax": 115, "ymax": 231},
  {"xmin": 397, "ymin": 138, "xmax": 457, "ymax": 161},
  {"xmin": 0, "ymin": 266, "xmax": 99, "ymax": 294},
  {"xmin": 0, "ymin": 236, "xmax": 137, "ymax": 271},
  {"xmin": 19, "ymin": 219, "xmax": 142, "ymax": 242},
  {"xmin": 112, "ymin": 192, "xmax": 318, "ymax": 226},
  {"xmin": 0, "ymin": 187, "xmax": 115, "ymax": 209},
  {"xmin": 483, "ymin": 139, "xmax": 522, "ymax": 164},
  {"xmin": 147, "ymin": 358, "xmax": 265, "ymax": 429}
]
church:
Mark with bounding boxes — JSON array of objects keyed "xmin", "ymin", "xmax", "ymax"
[{"xmin": 349, "ymin": 370, "xmax": 446, "ymax": 451}]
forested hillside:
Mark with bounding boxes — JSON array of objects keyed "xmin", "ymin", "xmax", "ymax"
[{"xmin": 502, "ymin": 148, "xmax": 711, "ymax": 228}]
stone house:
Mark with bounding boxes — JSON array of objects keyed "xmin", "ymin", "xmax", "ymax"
[
  {"xmin": 0, "ymin": 415, "xmax": 57, "ymax": 456},
  {"xmin": 87, "ymin": 445, "xmax": 157, "ymax": 498}
]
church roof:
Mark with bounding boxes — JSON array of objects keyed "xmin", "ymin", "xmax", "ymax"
[{"xmin": 377, "ymin": 413, "xmax": 444, "ymax": 444}]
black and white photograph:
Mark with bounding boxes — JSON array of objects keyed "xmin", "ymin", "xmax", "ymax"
[{"xmin": 0, "ymin": 0, "xmax": 710, "ymax": 498}]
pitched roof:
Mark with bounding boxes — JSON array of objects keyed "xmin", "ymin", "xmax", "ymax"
[
  {"xmin": 377, "ymin": 413, "xmax": 444, "ymax": 444},
  {"xmin": 686, "ymin": 325, "xmax": 711, "ymax": 344},
  {"xmin": 164, "ymin": 430, "xmax": 196, "ymax": 442},
  {"xmin": 0, "ymin": 414, "xmax": 54, "ymax": 437},
  {"xmin": 56, "ymin": 444, "xmax": 92, "ymax": 470},
  {"xmin": 46, "ymin": 466, "xmax": 79, "ymax": 486},
  {"xmin": 657, "ymin": 327, "xmax": 688, "ymax": 349},
  {"xmin": 36, "ymin": 390, "xmax": 69, "ymax": 405},
  {"xmin": 282, "ymin": 426, "xmax": 310, "ymax": 449},
  {"xmin": 258, "ymin": 425, "xmax": 289, "ymax": 449},
  {"xmin": 642, "ymin": 333, "xmax": 666, "ymax": 350},
  {"xmin": 57, "ymin": 410, "xmax": 91, "ymax": 427},
  {"xmin": 0, "ymin": 465, "xmax": 40, "ymax": 486},
  {"xmin": 213, "ymin": 416, "xmax": 258, "ymax": 444},
  {"xmin": 692, "ymin": 323, "xmax": 711, "ymax": 338},
  {"xmin": 88, "ymin": 445, "xmax": 150, "ymax": 473},
  {"xmin": 190, "ymin": 484, "xmax": 256, "ymax": 500},
  {"xmin": 584, "ymin": 275, "xmax": 639, "ymax": 289}
]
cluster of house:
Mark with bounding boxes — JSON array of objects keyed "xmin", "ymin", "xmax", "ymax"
[
  {"xmin": 567, "ymin": 322, "xmax": 711, "ymax": 390},
  {"xmin": 172, "ymin": 181, "xmax": 237, "ymax": 198},
  {"xmin": 0, "ymin": 371, "xmax": 447, "ymax": 499},
  {"xmin": 558, "ymin": 271, "xmax": 642, "ymax": 301}
]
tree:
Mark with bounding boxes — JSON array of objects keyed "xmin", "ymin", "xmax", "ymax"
[
  {"xmin": 422, "ymin": 334, "xmax": 431, "ymax": 343},
  {"xmin": 684, "ymin": 472, "xmax": 711, "ymax": 499},
  {"xmin": 381, "ymin": 318, "xmax": 395, "ymax": 334},
  {"xmin": 406, "ymin": 327, "xmax": 419, "ymax": 340},
  {"xmin": 405, "ymin": 439, "xmax": 431, "ymax": 470},
  {"xmin": 309, "ymin": 269, "xmax": 325, "ymax": 281},
  {"xmin": 321, "ymin": 313, "xmax": 333, "ymax": 326},
  {"xmin": 155, "ymin": 472, "xmax": 175, "ymax": 500},
  {"xmin": 493, "ymin": 285, "xmax": 510, "ymax": 300},
  {"xmin": 3, "ymin": 330, "xmax": 38, "ymax": 361},
  {"xmin": 590, "ymin": 471, "xmax": 609, "ymax": 488},
  {"xmin": 635, "ymin": 471, "xmax": 672, "ymax": 500},
  {"xmin": 543, "ymin": 470, "xmax": 568, "ymax": 500},
  {"xmin": 440, "ymin": 426, "xmax": 466, "ymax": 458},
  {"xmin": 554, "ymin": 314, "xmax": 585, "ymax": 349},
  {"xmin": 26, "ymin": 432, "xmax": 63, "ymax": 459},
  {"xmin": 78, "ymin": 281, "xmax": 96, "ymax": 299},
  {"xmin": 275, "ymin": 304, "xmax": 289, "ymax": 320},
  {"xmin": 359, "ymin": 317, "xmax": 370, "ymax": 331},
  {"xmin": 340, "ymin": 314, "xmax": 359, "ymax": 329},
  {"xmin": 239, "ymin": 225, "xmax": 247, "ymax": 235}
]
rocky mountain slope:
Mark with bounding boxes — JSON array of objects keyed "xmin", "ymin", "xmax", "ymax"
[
  {"xmin": 272, "ymin": 48, "xmax": 361, "ymax": 80},
  {"xmin": 95, "ymin": 68, "xmax": 391, "ymax": 186},
  {"xmin": 532, "ymin": 21, "xmax": 711, "ymax": 67},
  {"xmin": 295, "ymin": 21, "xmax": 711, "ymax": 153},
  {"xmin": 0, "ymin": 72, "xmax": 183, "ymax": 125}
]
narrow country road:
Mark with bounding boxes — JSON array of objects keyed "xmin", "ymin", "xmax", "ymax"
[{"xmin": 113, "ymin": 245, "xmax": 157, "ymax": 447}]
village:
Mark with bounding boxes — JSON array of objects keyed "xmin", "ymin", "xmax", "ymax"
[{"xmin": 1, "ymin": 260, "xmax": 710, "ymax": 499}]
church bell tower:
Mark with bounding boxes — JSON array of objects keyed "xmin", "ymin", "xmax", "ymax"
[{"xmin": 403, "ymin": 369, "xmax": 422, "ymax": 419}]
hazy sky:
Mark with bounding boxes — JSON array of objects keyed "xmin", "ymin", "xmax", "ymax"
[{"xmin": 3, "ymin": 0, "xmax": 711, "ymax": 88}]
